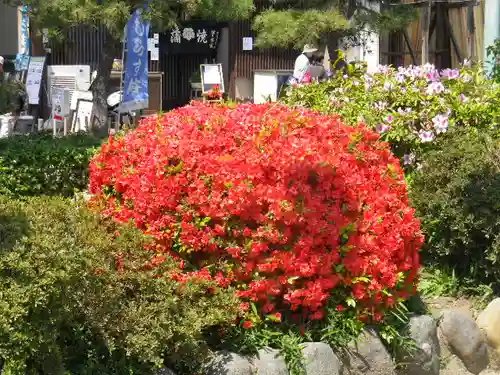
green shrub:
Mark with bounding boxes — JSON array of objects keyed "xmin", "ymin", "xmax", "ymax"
[
  {"xmin": 282, "ymin": 61, "xmax": 500, "ymax": 167},
  {"xmin": 0, "ymin": 196, "xmax": 240, "ymax": 374},
  {"xmin": 0, "ymin": 80, "xmax": 26, "ymax": 114},
  {"xmin": 0, "ymin": 133, "xmax": 101, "ymax": 197},
  {"xmin": 487, "ymin": 38, "xmax": 500, "ymax": 83},
  {"xmin": 409, "ymin": 129, "xmax": 500, "ymax": 287}
]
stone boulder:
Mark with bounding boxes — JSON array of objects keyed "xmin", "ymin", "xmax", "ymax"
[
  {"xmin": 439, "ymin": 309, "xmax": 489, "ymax": 374},
  {"xmin": 302, "ymin": 342, "xmax": 341, "ymax": 375},
  {"xmin": 204, "ymin": 351, "xmax": 253, "ymax": 375},
  {"xmin": 397, "ymin": 315, "xmax": 440, "ymax": 375},
  {"xmin": 477, "ymin": 298, "xmax": 500, "ymax": 353},
  {"xmin": 155, "ymin": 368, "xmax": 177, "ymax": 375},
  {"xmin": 340, "ymin": 328, "xmax": 395, "ymax": 375},
  {"xmin": 250, "ymin": 348, "xmax": 288, "ymax": 375}
]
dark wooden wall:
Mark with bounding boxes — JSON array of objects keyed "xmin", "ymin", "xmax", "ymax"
[{"xmin": 227, "ymin": 19, "xmax": 297, "ymax": 98}]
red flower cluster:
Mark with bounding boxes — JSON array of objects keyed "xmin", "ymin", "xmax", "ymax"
[
  {"xmin": 204, "ymin": 85, "xmax": 222, "ymax": 100},
  {"xmin": 89, "ymin": 102, "xmax": 423, "ymax": 322}
]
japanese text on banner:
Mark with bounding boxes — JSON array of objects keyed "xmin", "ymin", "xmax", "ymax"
[
  {"xmin": 15, "ymin": 6, "xmax": 30, "ymax": 71},
  {"xmin": 122, "ymin": 8, "xmax": 150, "ymax": 112}
]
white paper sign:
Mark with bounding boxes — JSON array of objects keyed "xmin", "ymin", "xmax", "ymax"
[
  {"xmin": 242, "ymin": 37, "xmax": 253, "ymax": 51},
  {"xmin": 203, "ymin": 65, "xmax": 221, "ymax": 84},
  {"xmin": 151, "ymin": 47, "xmax": 159, "ymax": 61},
  {"xmin": 26, "ymin": 56, "xmax": 46, "ymax": 105},
  {"xmin": 51, "ymin": 87, "xmax": 64, "ymax": 120},
  {"xmin": 147, "ymin": 38, "xmax": 156, "ymax": 51},
  {"xmin": 153, "ymin": 33, "xmax": 159, "ymax": 42},
  {"xmin": 74, "ymin": 99, "xmax": 93, "ymax": 132},
  {"xmin": 70, "ymin": 90, "xmax": 93, "ymax": 111}
]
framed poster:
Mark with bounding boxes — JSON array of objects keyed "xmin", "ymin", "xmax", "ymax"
[
  {"xmin": 73, "ymin": 98, "xmax": 93, "ymax": 132},
  {"xmin": 200, "ymin": 64, "xmax": 224, "ymax": 94},
  {"xmin": 26, "ymin": 56, "xmax": 46, "ymax": 105}
]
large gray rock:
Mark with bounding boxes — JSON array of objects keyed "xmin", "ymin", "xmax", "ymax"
[
  {"xmin": 397, "ymin": 315, "xmax": 440, "ymax": 375},
  {"xmin": 439, "ymin": 309, "xmax": 489, "ymax": 374},
  {"xmin": 302, "ymin": 342, "xmax": 341, "ymax": 375},
  {"xmin": 477, "ymin": 298, "xmax": 500, "ymax": 353},
  {"xmin": 340, "ymin": 328, "xmax": 396, "ymax": 375},
  {"xmin": 250, "ymin": 348, "xmax": 288, "ymax": 375},
  {"xmin": 155, "ymin": 369, "xmax": 176, "ymax": 375},
  {"xmin": 204, "ymin": 351, "xmax": 253, "ymax": 375}
]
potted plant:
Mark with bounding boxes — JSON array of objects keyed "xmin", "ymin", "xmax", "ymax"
[{"xmin": 189, "ymin": 69, "xmax": 202, "ymax": 89}]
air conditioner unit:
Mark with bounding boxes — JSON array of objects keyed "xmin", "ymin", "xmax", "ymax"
[{"xmin": 47, "ymin": 65, "xmax": 91, "ymax": 107}]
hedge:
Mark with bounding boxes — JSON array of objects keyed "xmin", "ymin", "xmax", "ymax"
[
  {"xmin": 0, "ymin": 133, "xmax": 101, "ymax": 197},
  {"xmin": 0, "ymin": 195, "xmax": 240, "ymax": 375},
  {"xmin": 410, "ymin": 128, "xmax": 500, "ymax": 287}
]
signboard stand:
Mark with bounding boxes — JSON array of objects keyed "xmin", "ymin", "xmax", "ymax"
[
  {"xmin": 26, "ymin": 56, "xmax": 46, "ymax": 106},
  {"xmin": 200, "ymin": 63, "xmax": 224, "ymax": 102}
]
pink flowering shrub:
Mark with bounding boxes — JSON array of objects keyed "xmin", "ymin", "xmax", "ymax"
[
  {"xmin": 283, "ymin": 61, "xmax": 500, "ymax": 168},
  {"xmin": 89, "ymin": 102, "xmax": 423, "ymax": 325}
]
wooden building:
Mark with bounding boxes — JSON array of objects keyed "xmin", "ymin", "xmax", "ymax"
[
  {"xmin": 31, "ymin": 3, "xmax": 301, "ymax": 114},
  {"xmin": 380, "ymin": 0, "xmax": 485, "ymax": 69}
]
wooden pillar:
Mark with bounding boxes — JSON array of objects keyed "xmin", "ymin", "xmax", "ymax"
[
  {"xmin": 467, "ymin": 1, "xmax": 476, "ymax": 59},
  {"xmin": 421, "ymin": 0, "xmax": 432, "ymax": 64}
]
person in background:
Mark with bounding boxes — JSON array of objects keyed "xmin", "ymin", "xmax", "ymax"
[
  {"xmin": 309, "ymin": 51, "xmax": 328, "ymax": 82},
  {"xmin": 292, "ymin": 44, "xmax": 317, "ymax": 84}
]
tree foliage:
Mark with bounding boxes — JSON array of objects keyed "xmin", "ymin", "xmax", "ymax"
[
  {"xmin": 10, "ymin": 0, "xmax": 254, "ymax": 40},
  {"xmin": 253, "ymin": 0, "xmax": 417, "ymax": 49}
]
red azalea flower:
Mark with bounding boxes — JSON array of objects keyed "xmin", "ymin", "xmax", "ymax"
[
  {"xmin": 89, "ymin": 102, "xmax": 424, "ymax": 322},
  {"xmin": 242, "ymin": 320, "xmax": 253, "ymax": 329}
]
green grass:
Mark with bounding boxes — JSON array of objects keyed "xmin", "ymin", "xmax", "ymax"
[{"xmin": 419, "ymin": 266, "xmax": 494, "ymax": 310}]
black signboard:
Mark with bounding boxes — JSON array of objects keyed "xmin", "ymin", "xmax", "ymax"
[{"xmin": 160, "ymin": 21, "xmax": 223, "ymax": 56}]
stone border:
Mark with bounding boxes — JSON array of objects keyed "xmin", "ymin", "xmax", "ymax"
[{"xmin": 159, "ymin": 298, "xmax": 500, "ymax": 375}]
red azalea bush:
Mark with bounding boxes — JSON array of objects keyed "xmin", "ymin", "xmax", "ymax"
[{"xmin": 89, "ymin": 102, "xmax": 423, "ymax": 323}]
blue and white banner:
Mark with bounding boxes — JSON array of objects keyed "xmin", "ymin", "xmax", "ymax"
[
  {"xmin": 15, "ymin": 6, "xmax": 30, "ymax": 71},
  {"xmin": 121, "ymin": 8, "xmax": 150, "ymax": 112}
]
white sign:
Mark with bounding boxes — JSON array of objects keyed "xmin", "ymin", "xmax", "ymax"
[
  {"xmin": 153, "ymin": 33, "xmax": 159, "ymax": 42},
  {"xmin": 203, "ymin": 65, "xmax": 221, "ymax": 84},
  {"xmin": 200, "ymin": 64, "xmax": 225, "ymax": 94},
  {"xmin": 147, "ymin": 38, "xmax": 156, "ymax": 51},
  {"xmin": 26, "ymin": 57, "xmax": 46, "ymax": 105},
  {"xmin": 51, "ymin": 87, "xmax": 70, "ymax": 121},
  {"xmin": 74, "ymin": 99, "xmax": 93, "ymax": 132},
  {"xmin": 242, "ymin": 37, "xmax": 253, "ymax": 51},
  {"xmin": 42, "ymin": 28, "xmax": 49, "ymax": 44},
  {"xmin": 151, "ymin": 47, "xmax": 159, "ymax": 61},
  {"xmin": 51, "ymin": 87, "xmax": 64, "ymax": 120},
  {"xmin": 70, "ymin": 90, "xmax": 93, "ymax": 111}
]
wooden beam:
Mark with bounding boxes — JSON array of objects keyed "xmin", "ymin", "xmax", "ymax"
[
  {"xmin": 389, "ymin": 0, "xmax": 476, "ymax": 9},
  {"xmin": 467, "ymin": 1, "xmax": 476, "ymax": 58},
  {"xmin": 381, "ymin": 52, "xmax": 412, "ymax": 56},
  {"xmin": 403, "ymin": 29, "xmax": 418, "ymax": 65},
  {"xmin": 429, "ymin": 10, "xmax": 437, "ymax": 40},
  {"xmin": 435, "ymin": 3, "xmax": 452, "ymax": 69},
  {"xmin": 381, "ymin": 49, "xmax": 448, "ymax": 56},
  {"xmin": 443, "ymin": 7, "xmax": 464, "ymax": 62},
  {"xmin": 421, "ymin": 0, "xmax": 432, "ymax": 64}
]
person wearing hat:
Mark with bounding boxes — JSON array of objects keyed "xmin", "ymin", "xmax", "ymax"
[{"xmin": 292, "ymin": 44, "xmax": 318, "ymax": 83}]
